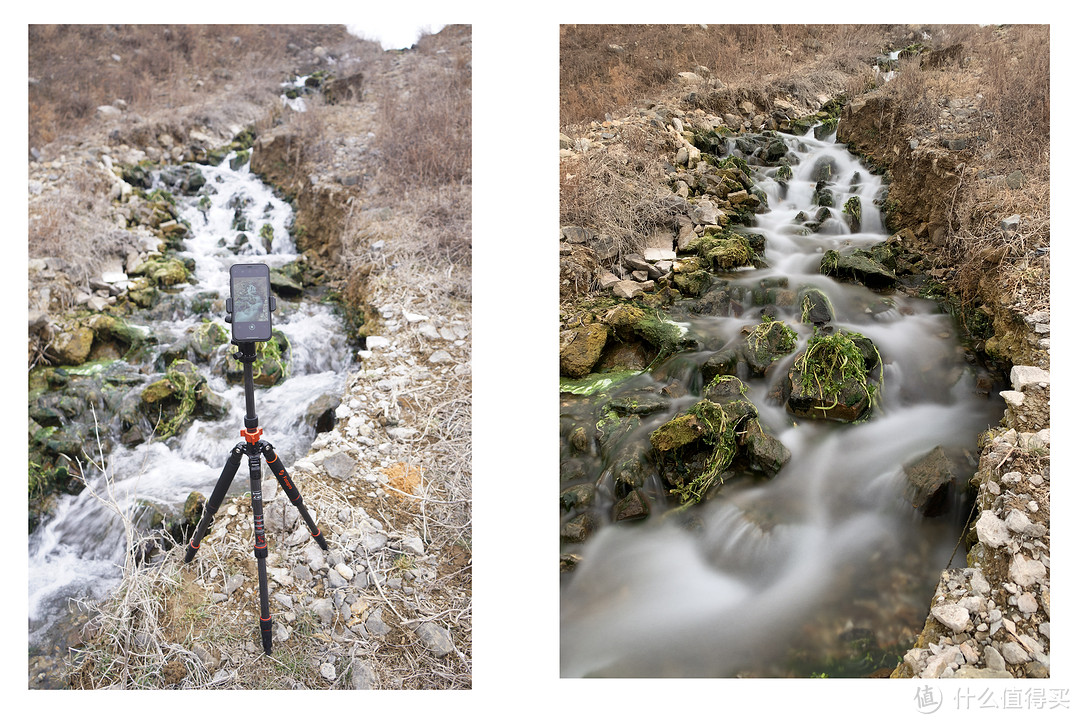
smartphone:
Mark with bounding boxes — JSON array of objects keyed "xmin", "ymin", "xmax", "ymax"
[{"xmin": 229, "ymin": 263, "xmax": 273, "ymax": 342}]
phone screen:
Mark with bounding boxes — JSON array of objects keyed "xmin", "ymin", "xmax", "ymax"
[
  {"xmin": 234, "ymin": 277, "xmax": 270, "ymax": 323},
  {"xmin": 230, "ymin": 264, "xmax": 273, "ymax": 341}
]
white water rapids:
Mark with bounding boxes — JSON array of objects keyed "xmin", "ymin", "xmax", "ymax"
[
  {"xmin": 29, "ymin": 153, "xmax": 351, "ymax": 654},
  {"xmin": 560, "ymin": 128, "xmax": 1003, "ymax": 677}
]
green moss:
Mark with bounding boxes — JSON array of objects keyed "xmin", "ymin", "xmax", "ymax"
[
  {"xmin": 145, "ymin": 360, "xmax": 201, "ymax": 439},
  {"xmin": 560, "ymin": 370, "xmax": 638, "ymax": 396},
  {"xmin": 793, "ymin": 330, "xmax": 882, "ymax": 417},
  {"xmin": 650, "ymin": 398, "xmax": 756, "ymax": 507},
  {"xmin": 691, "ymin": 231, "xmax": 755, "ymax": 270},
  {"xmin": 260, "ymin": 223, "xmax": 274, "ymax": 244},
  {"xmin": 745, "ymin": 317, "xmax": 797, "ymax": 367},
  {"xmin": 716, "ymin": 154, "xmax": 752, "ymax": 178}
]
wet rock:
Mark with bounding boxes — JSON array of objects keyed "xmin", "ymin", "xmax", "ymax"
[
  {"xmin": 820, "ymin": 249, "xmax": 899, "ymax": 289},
  {"xmin": 561, "ymin": 511, "xmax": 597, "ymax": 542},
  {"xmin": 612, "ymin": 489, "xmax": 650, "ymax": 522},
  {"xmin": 561, "ymin": 324, "xmax": 613, "ymax": 380},
  {"xmin": 740, "ymin": 318, "xmax": 797, "ymax": 375},
  {"xmin": 742, "ymin": 419, "xmax": 790, "ymax": 476},
  {"xmin": 783, "ymin": 331, "xmax": 880, "ymax": 423},
  {"xmin": 559, "ymin": 483, "xmax": 595, "ymax": 512},
  {"xmin": 902, "ymin": 446, "xmax": 959, "ymax": 516},
  {"xmin": 798, "ymin": 287, "xmax": 834, "ymax": 325}
]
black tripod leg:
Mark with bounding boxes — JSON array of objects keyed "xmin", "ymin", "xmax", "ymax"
[
  {"xmin": 184, "ymin": 444, "xmax": 245, "ymax": 563},
  {"xmin": 261, "ymin": 442, "xmax": 328, "ymax": 551},
  {"xmin": 246, "ymin": 444, "xmax": 274, "ymax": 655}
]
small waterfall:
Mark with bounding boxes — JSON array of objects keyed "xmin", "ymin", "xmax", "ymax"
[
  {"xmin": 29, "ymin": 153, "xmax": 351, "ymax": 654},
  {"xmin": 560, "ymin": 126, "xmax": 1003, "ymax": 677}
]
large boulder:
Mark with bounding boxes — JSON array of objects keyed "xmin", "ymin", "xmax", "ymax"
[{"xmin": 560, "ymin": 324, "xmax": 608, "ymax": 378}]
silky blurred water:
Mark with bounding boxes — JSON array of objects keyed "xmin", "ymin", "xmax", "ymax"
[{"xmin": 560, "ymin": 127, "xmax": 1003, "ymax": 677}]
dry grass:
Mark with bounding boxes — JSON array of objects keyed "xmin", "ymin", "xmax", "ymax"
[
  {"xmin": 28, "ymin": 24, "xmax": 356, "ymax": 149},
  {"xmin": 370, "ymin": 46, "xmax": 471, "ymax": 189},
  {"xmin": 872, "ymin": 24, "xmax": 1050, "ymax": 310},
  {"xmin": 68, "ymin": 438, "xmax": 472, "ymax": 690},
  {"xmin": 559, "ymin": 124, "xmax": 681, "ymax": 277},
  {"xmin": 560, "ymin": 24, "xmax": 895, "ymax": 126},
  {"xmin": 27, "ymin": 164, "xmax": 122, "ymax": 284}
]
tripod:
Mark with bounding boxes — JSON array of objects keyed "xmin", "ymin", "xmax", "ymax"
[{"xmin": 184, "ymin": 339, "xmax": 328, "ymax": 654}]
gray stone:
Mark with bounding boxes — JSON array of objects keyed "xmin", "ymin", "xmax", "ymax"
[
  {"xmin": 1000, "ymin": 214, "xmax": 1021, "ymax": 231},
  {"xmin": 428, "ymin": 350, "xmax": 452, "ymax": 364},
  {"xmin": 983, "ymin": 644, "xmax": 1007, "ymax": 671},
  {"xmin": 1009, "ymin": 553, "xmax": 1046, "ymax": 586},
  {"xmin": 350, "ymin": 660, "xmax": 377, "ymax": 689},
  {"xmin": 931, "ymin": 603, "xmax": 971, "ymax": 633},
  {"xmin": 415, "ymin": 622, "xmax": 455, "ymax": 657},
  {"xmin": 643, "ymin": 247, "xmax": 676, "ymax": 262},
  {"xmin": 975, "ymin": 511, "xmax": 1011, "ymax": 548},
  {"xmin": 320, "ymin": 662, "xmax": 337, "ymax": 681},
  {"xmin": 362, "ymin": 532, "xmax": 388, "ymax": 552},
  {"xmin": 310, "ymin": 598, "xmax": 335, "ymax": 626},
  {"xmin": 224, "ymin": 573, "xmax": 245, "ymax": 596},
  {"xmin": 400, "ymin": 535, "xmax": 425, "ymax": 556},
  {"xmin": 1000, "ymin": 642, "xmax": 1030, "ymax": 665},
  {"xmin": 611, "ymin": 280, "xmax": 645, "ymax": 299},
  {"xmin": 366, "ymin": 608, "xmax": 391, "ymax": 637},
  {"xmin": 322, "ymin": 451, "xmax": 357, "ymax": 480},
  {"xmin": 1017, "ymin": 592, "xmax": 1039, "ymax": 614},
  {"xmin": 1010, "ymin": 365, "xmax": 1049, "ymax": 392}
]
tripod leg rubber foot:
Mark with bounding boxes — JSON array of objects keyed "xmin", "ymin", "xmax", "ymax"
[
  {"xmin": 183, "ymin": 542, "xmax": 198, "ymax": 563},
  {"xmin": 312, "ymin": 531, "xmax": 328, "ymax": 551},
  {"xmin": 260, "ymin": 617, "xmax": 273, "ymax": 655}
]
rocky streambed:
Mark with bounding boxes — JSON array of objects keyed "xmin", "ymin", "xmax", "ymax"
[{"xmin": 559, "ymin": 87, "xmax": 1049, "ymax": 678}]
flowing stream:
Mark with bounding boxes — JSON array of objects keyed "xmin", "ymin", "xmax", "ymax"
[
  {"xmin": 28, "ymin": 152, "xmax": 351, "ymax": 668},
  {"xmin": 559, "ymin": 128, "xmax": 1003, "ymax": 677}
]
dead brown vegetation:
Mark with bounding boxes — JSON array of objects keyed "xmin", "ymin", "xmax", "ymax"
[
  {"xmin": 28, "ymin": 24, "xmax": 359, "ymax": 150},
  {"xmin": 872, "ymin": 25, "xmax": 1050, "ymax": 316},
  {"xmin": 560, "ymin": 24, "xmax": 896, "ymax": 127}
]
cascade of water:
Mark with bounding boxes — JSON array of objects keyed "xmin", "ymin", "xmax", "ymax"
[
  {"xmin": 560, "ymin": 128, "xmax": 1002, "ymax": 677},
  {"xmin": 28, "ymin": 154, "xmax": 350, "ymax": 651}
]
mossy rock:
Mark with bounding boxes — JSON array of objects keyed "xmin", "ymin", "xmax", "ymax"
[
  {"xmin": 843, "ymin": 196, "xmax": 862, "ymax": 232},
  {"xmin": 86, "ymin": 314, "xmax": 146, "ymax": 356},
  {"xmin": 742, "ymin": 318, "xmax": 798, "ymax": 375},
  {"xmin": 126, "ymin": 277, "xmax": 160, "ymax": 308},
  {"xmin": 784, "ymin": 330, "xmax": 881, "ymax": 423},
  {"xmin": 820, "ymin": 249, "xmax": 899, "ymax": 289},
  {"xmin": 799, "ymin": 287, "xmax": 835, "ymax": 325},
  {"xmin": 189, "ymin": 321, "xmax": 230, "ymax": 361},
  {"xmin": 560, "ymin": 323, "xmax": 609, "ymax": 379},
  {"xmin": 269, "ymin": 268, "xmax": 303, "ymax": 297},
  {"xmin": 689, "ymin": 231, "xmax": 755, "ymax": 270},
  {"xmin": 51, "ymin": 327, "xmax": 95, "ymax": 366},
  {"xmin": 134, "ymin": 256, "xmax": 190, "ymax": 287},
  {"xmin": 139, "ymin": 359, "xmax": 226, "ymax": 439},
  {"xmin": 230, "ymin": 149, "xmax": 252, "ymax": 171},
  {"xmin": 673, "ymin": 269, "xmax": 713, "ymax": 297},
  {"xmin": 650, "ymin": 397, "xmax": 759, "ymax": 506},
  {"xmin": 223, "ymin": 330, "xmax": 292, "ymax": 387}
]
